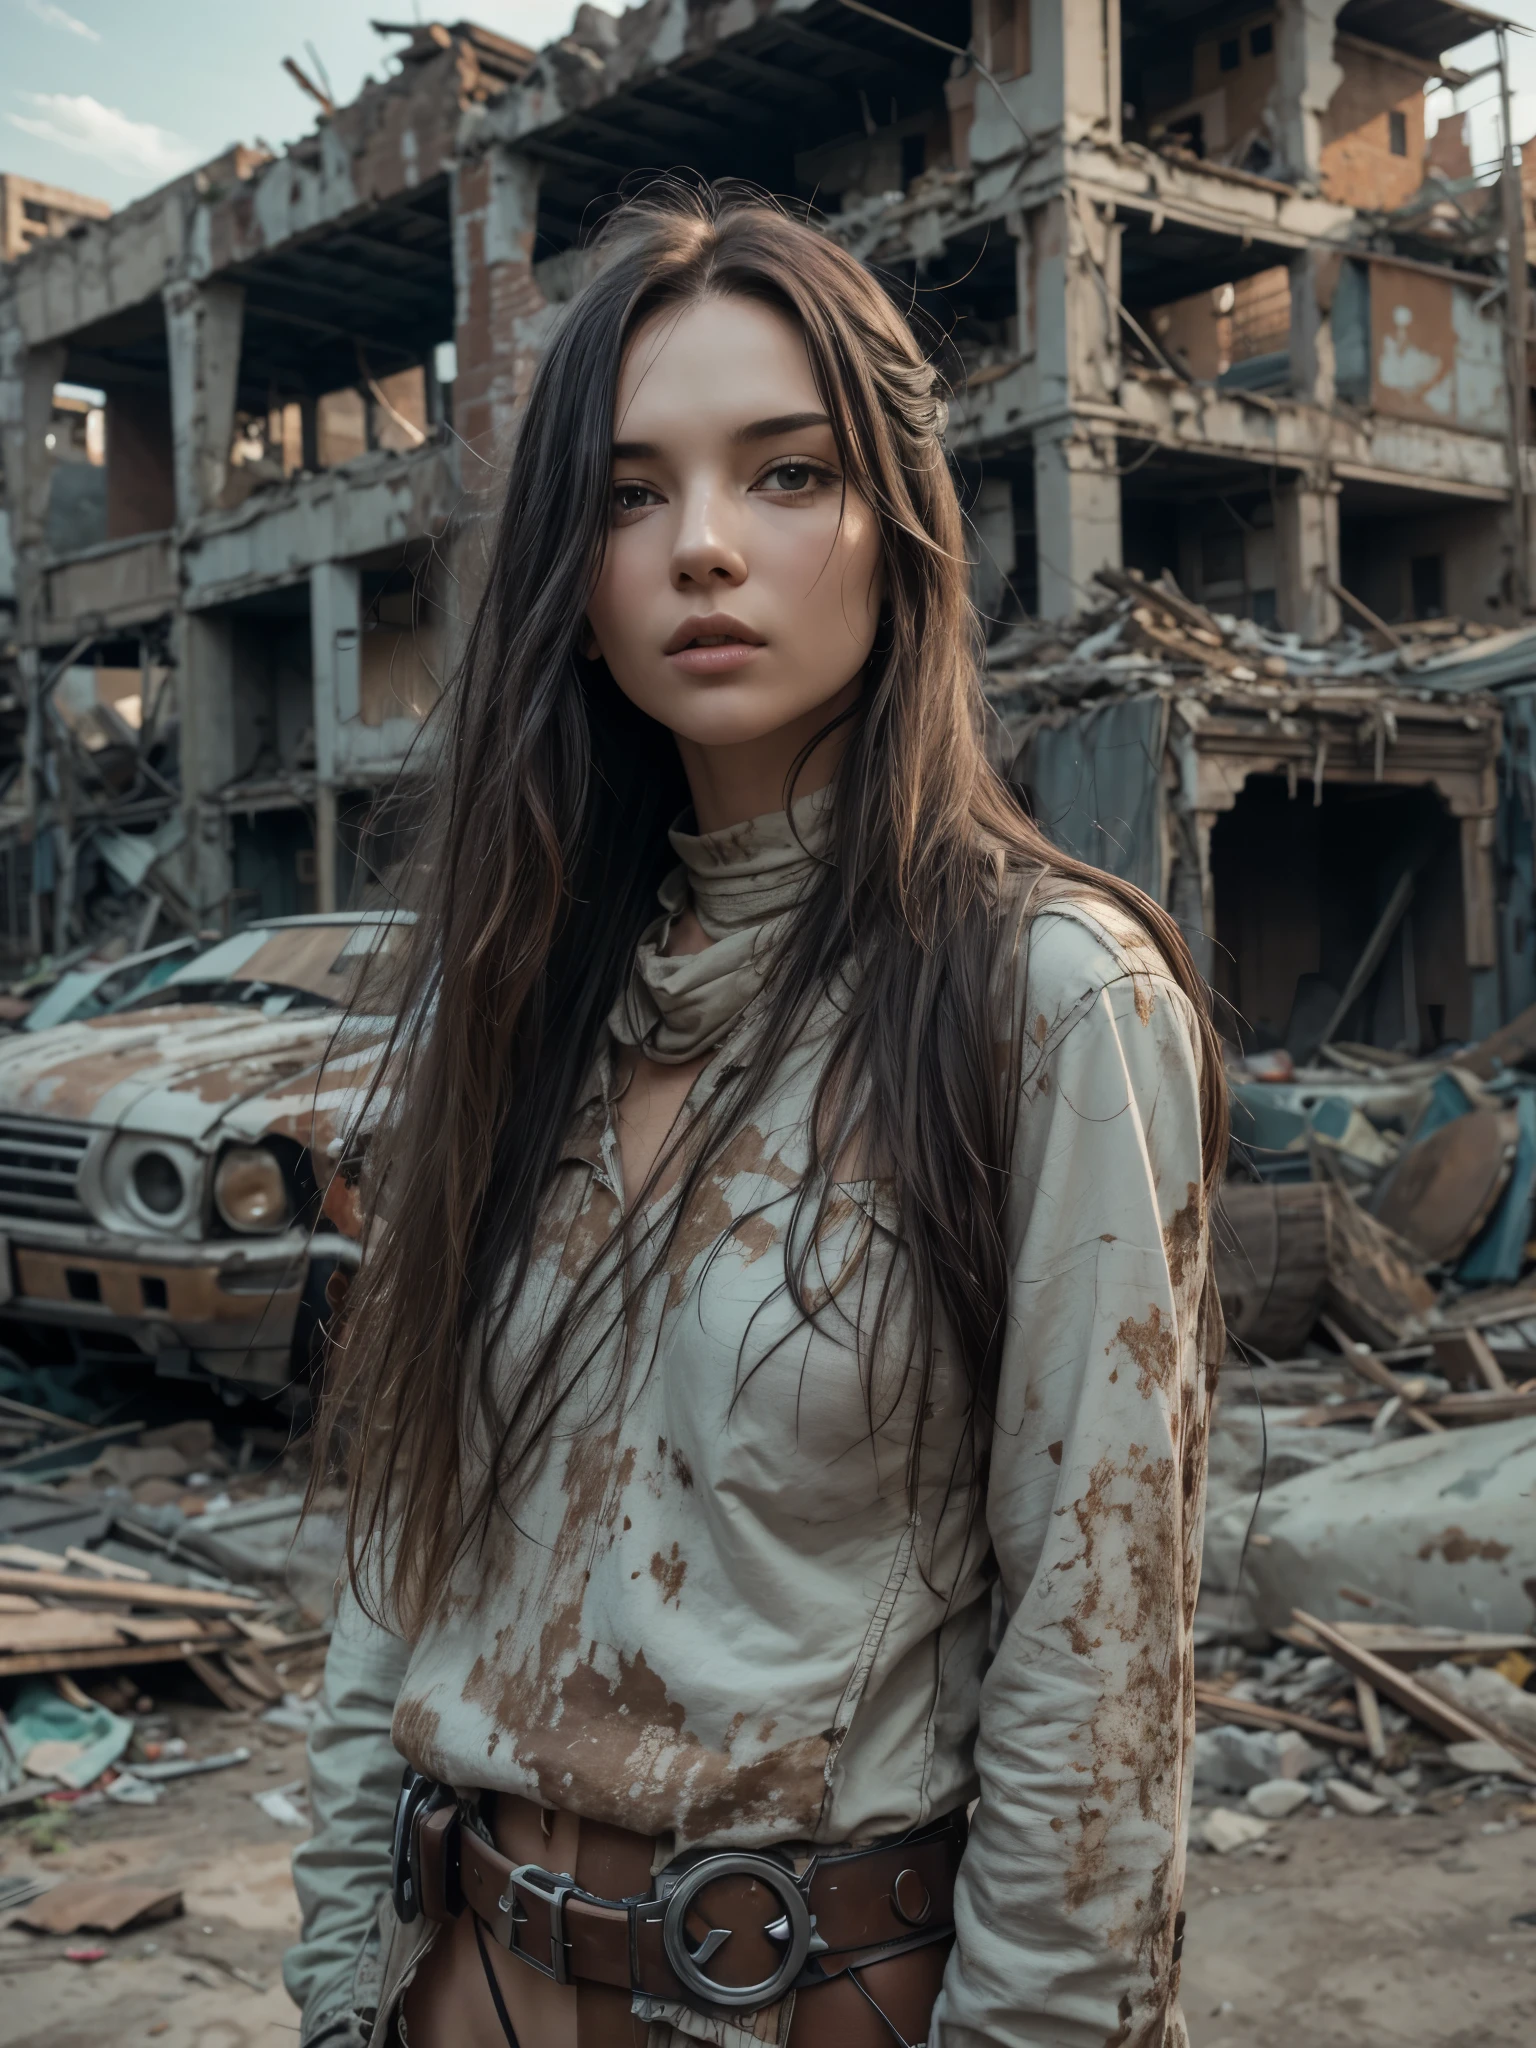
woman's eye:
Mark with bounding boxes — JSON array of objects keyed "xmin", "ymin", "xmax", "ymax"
[
  {"xmin": 612, "ymin": 482, "xmax": 658, "ymax": 515},
  {"xmin": 759, "ymin": 460, "xmax": 826, "ymax": 495}
]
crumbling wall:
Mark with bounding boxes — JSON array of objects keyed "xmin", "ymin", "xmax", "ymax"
[
  {"xmin": 451, "ymin": 145, "xmax": 547, "ymax": 467},
  {"xmin": 1319, "ymin": 36, "xmax": 1433, "ymax": 211}
]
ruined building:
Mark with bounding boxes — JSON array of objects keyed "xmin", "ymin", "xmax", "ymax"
[{"xmin": 0, "ymin": 2, "xmax": 1531, "ymax": 1054}]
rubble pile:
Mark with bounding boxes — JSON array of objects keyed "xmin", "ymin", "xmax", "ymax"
[
  {"xmin": 1192, "ymin": 1612, "xmax": 1536, "ymax": 1860},
  {"xmin": 985, "ymin": 563, "xmax": 1514, "ymax": 718},
  {"xmin": 0, "ymin": 1411, "xmax": 336, "ymax": 1828}
]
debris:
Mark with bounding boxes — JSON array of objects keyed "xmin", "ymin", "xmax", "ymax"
[
  {"xmin": 5, "ymin": 1680, "xmax": 132, "ymax": 1790},
  {"xmin": 0, "ymin": 1566, "xmax": 259, "ymax": 1615},
  {"xmin": 1444, "ymin": 1740, "xmax": 1531, "ymax": 1778},
  {"xmin": 1197, "ymin": 1808, "xmax": 1272, "ymax": 1854},
  {"xmin": 1244, "ymin": 1779, "xmax": 1313, "ymax": 1819},
  {"xmin": 15, "ymin": 1879, "xmax": 182, "ymax": 1935},
  {"xmin": 127, "ymin": 1747, "xmax": 250, "ymax": 1782},
  {"xmin": 1193, "ymin": 1725, "xmax": 1330, "ymax": 1796},
  {"xmin": 0, "ymin": 1874, "xmax": 50, "ymax": 1911},
  {"xmin": 1215, "ymin": 1422, "xmax": 1536, "ymax": 1636},
  {"xmin": 252, "ymin": 1783, "xmax": 308, "ymax": 1828},
  {"xmin": 1419, "ymin": 1661, "xmax": 1536, "ymax": 1754},
  {"xmin": 102, "ymin": 1773, "xmax": 160, "ymax": 1806},
  {"xmin": 1354, "ymin": 1678, "xmax": 1388, "ymax": 1762},
  {"xmin": 1326, "ymin": 1780, "xmax": 1390, "ymax": 1817},
  {"xmin": 1194, "ymin": 1683, "xmax": 1370, "ymax": 1751},
  {"xmin": 1295, "ymin": 1611, "xmax": 1536, "ymax": 1778},
  {"xmin": 1277, "ymin": 1622, "xmax": 1536, "ymax": 1671},
  {"xmin": 64, "ymin": 1945, "xmax": 108, "ymax": 1964},
  {"xmin": 1374, "ymin": 1107, "xmax": 1519, "ymax": 1263}
]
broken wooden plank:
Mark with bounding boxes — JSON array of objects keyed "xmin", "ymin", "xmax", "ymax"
[
  {"xmin": 1355, "ymin": 1677, "xmax": 1387, "ymax": 1761},
  {"xmin": 0, "ymin": 1566, "xmax": 259, "ymax": 1613},
  {"xmin": 0, "ymin": 1631, "xmax": 241, "ymax": 1679},
  {"xmin": 113, "ymin": 1615, "xmax": 220, "ymax": 1645},
  {"xmin": 1425, "ymin": 1388, "xmax": 1536, "ymax": 1424},
  {"xmin": 221, "ymin": 1650, "xmax": 283, "ymax": 1703},
  {"xmin": 63, "ymin": 1547, "xmax": 152, "ymax": 1583},
  {"xmin": 0, "ymin": 1610, "xmax": 130, "ymax": 1652},
  {"xmin": 186, "ymin": 1652, "xmax": 258, "ymax": 1714},
  {"xmin": 1192, "ymin": 1680, "xmax": 1370, "ymax": 1750},
  {"xmin": 1293, "ymin": 1609, "xmax": 1536, "ymax": 1776},
  {"xmin": 1281, "ymin": 1623, "xmax": 1536, "ymax": 1667},
  {"xmin": 1320, "ymin": 1315, "xmax": 1445, "ymax": 1431},
  {"xmin": 1433, "ymin": 1329, "xmax": 1510, "ymax": 1392}
]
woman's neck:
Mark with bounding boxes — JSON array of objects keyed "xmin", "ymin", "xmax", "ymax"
[{"xmin": 673, "ymin": 677, "xmax": 859, "ymax": 832}]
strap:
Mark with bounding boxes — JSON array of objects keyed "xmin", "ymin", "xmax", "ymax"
[
  {"xmin": 457, "ymin": 1808, "xmax": 966, "ymax": 2003},
  {"xmin": 475, "ymin": 1914, "xmax": 522, "ymax": 2048}
]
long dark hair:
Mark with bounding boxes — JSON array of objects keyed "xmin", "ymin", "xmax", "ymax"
[{"xmin": 317, "ymin": 184, "xmax": 1228, "ymax": 1635}]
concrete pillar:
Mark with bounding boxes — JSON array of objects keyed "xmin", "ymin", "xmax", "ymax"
[
  {"xmin": 1033, "ymin": 423, "xmax": 1121, "ymax": 620},
  {"xmin": 162, "ymin": 279, "xmax": 245, "ymax": 523},
  {"xmin": 1272, "ymin": 0, "xmax": 1345, "ymax": 189},
  {"xmin": 1275, "ymin": 473, "xmax": 1340, "ymax": 641},
  {"xmin": 176, "ymin": 610, "xmax": 237, "ymax": 919},
  {"xmin": 0, "ymin": 341, "xmax": 65, "ymax": 555},
  {"xmin": 314, "ymin": 784, "xmax": 338, "ymax": 914},
  {"xmin": 1288, "ymin": 250, "xmax": 1338, "ymax": 408},
  {"xmin": 451, "ymin": 143, "xmax": 546, "ymax": 467},
  {"xmin": 311, "ymin": 561, "xmax": 360, "ymax": 915}
]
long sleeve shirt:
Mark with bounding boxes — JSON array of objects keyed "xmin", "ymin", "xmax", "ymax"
[{"xmin": 287, "ymin": 888, "xmax": 1215, "ymax": 2048}]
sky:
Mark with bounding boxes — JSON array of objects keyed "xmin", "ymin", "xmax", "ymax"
[
  {"xmin": 3, "ymin": 0, "xmax": 1536, "ymax": 213},
  {"xmin": 0, "ymin": 0, "xmax": 581, "ymax": 209}
]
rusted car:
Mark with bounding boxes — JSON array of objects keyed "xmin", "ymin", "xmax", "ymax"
[{"xmin": 0, "ymin": 913, "xmax": 399, "ymax": 1403}]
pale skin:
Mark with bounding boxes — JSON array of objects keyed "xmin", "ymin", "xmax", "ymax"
[{"xmin": 584, "ymin": 294, "xmax": 885, "ymax": 1203}]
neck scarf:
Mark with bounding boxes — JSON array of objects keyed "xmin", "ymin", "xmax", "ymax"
[{"xmin": 608, "ymin": 785, "xmax": 835, "ymax": 1064}]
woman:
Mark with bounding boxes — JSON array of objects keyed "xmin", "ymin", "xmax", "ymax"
[{"xmin": 286, "ymin": 186, "xmax": 1226, "ymax": 2048}]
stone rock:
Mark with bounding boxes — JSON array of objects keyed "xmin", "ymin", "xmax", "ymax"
[
  {"xmin": 95, "ymin": 1444, "xmax": 189, "ymax": 1487},
  {"xmin": 1198, "ymin": 1807, "xmax": 1272, "ymax": 1854},
  {"xmin": 1326, "ymin": 1779, "xmax": 1389, "ymax": 1816},
  {"xmin": 1245, "ymin": 1778, "xmax": 1312, "ymax": 1820},
  {"xmin": 1444, "ymin": 1739, "xmax": 1529, "ymax": 1779},
  {"xmin": 1194, "ymin": 1724, "xmax": 1329, "ymax": 1795}
]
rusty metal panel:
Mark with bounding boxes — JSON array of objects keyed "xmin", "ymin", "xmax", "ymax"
[{"xmin": 1369, "ymin": 260, "xmax": 1508, "ymax": 437}]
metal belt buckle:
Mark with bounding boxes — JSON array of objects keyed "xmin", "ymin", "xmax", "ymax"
[
  {"xmin": 391, "ymin": 1769, "xmax": 440, "ymax": 1924},
  {"xmin": 661, "ymin": 1852, "xmax": 824, "ymax": 2012},
  {"xmin": 502, "ymin": 1862, "xmax": 577, "ymax": 1983}
]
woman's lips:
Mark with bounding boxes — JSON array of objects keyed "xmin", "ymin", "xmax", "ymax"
[{"xmin": 666, "ymin": 640, "xmax": 765, "ymax": 675}]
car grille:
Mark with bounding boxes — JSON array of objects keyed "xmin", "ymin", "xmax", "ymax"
[{"xmin": 0, "ymin": 1114, "xmax": 93, "ymax": 1223}]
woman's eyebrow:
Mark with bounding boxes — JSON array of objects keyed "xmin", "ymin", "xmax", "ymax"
[
  {"xmin": 609, "ymin": 412, "xmax": 832, "ymax": 463},
  {"xmin": 733, "ymin": 411, "xmax": 831, "ymax": 443}
]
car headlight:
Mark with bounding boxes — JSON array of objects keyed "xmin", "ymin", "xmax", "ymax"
[
  {"xmin": 214, "ymin": 1145, "xmax": 291, "ymax": 1234},
  {"xmin": 132, "ymin": 1150, "xmax": 185, "ymax": 1217}
]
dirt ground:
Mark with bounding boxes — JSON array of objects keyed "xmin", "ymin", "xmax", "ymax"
[{"xmin": 0, "ymin": 1714, "xmax": 1534, "ymax": 2048}]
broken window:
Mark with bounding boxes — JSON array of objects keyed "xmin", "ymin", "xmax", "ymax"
[{"xmin": 1212, "ymin": 780, "xmax": 1468, "ymax": 1055}]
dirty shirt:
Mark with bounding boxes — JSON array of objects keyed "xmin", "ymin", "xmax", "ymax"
[{"xmin": 288, "ymin": 874, "xmax": 1215, "ymax": 2048}]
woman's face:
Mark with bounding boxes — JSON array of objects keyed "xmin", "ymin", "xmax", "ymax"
[{"xmin": 585, "ymin": 294, "xmax": 884, "ymax": 754}]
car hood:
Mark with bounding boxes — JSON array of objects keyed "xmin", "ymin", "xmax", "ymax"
[{"xmin": 0, "ymin": 1004, "xmax": 349, "ymax": 1143}]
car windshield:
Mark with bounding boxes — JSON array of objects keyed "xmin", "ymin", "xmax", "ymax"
[{"xmin": 123, "ymin": 918, "xmax": 409, "ymax": 1014}]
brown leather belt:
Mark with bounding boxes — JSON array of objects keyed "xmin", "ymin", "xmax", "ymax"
[{"xmin": 394, "ymin": 1772, "xmax": 965, "ymax": 2017}]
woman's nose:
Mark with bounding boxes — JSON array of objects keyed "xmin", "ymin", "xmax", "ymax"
[{"xmin": 671, "ymin": 481, "xmax": 747, "ymax": 590}]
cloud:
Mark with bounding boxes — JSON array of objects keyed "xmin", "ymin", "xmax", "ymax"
[
  {"xmin": 26, "ymin": 1, "xmax": 100, "ymax": 39},
  {"xmin": 7, "ymin": 93, "xmax": 198, "ymax": 178}
]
